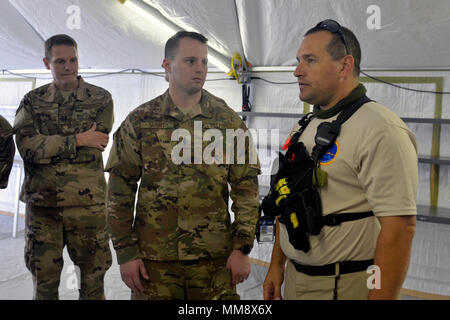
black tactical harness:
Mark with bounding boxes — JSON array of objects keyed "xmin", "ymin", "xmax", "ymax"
[{"xmin": 258, "ymin": 95, "xmax": 374, "ymax": 252}]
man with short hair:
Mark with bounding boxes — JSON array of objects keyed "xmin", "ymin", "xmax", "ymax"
[
  {"xmin": 0, "ymin": 115, "xmax": 15, "ymax": 189},
  {"xmin": 263, "ymin": 20, "xmax": 417, "ymax": 300},
  {"xmin": 14, "ymin": 34, "xmax": 113, "ymax": 300},
  {"xmin": 106, "ymin": 31, "xmax": 260, "ymax": 300}
]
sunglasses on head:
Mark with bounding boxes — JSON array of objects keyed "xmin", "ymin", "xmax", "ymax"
[{"xmin": 315, "ymin": 19, "xmax": 350, "ymax": 55}]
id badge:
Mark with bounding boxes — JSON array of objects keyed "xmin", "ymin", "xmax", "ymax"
[{"xmin": 259, "ymin": 218, "xmax": 275, "ymax": 243}]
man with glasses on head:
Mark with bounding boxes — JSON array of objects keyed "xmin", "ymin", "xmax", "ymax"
[{"xmin": 263, "ymin": 20, "xmax": 418, "ymax": 300}]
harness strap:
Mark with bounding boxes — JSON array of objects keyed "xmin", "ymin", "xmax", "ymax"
[
  {"xmin": 323, "ymin": 211, "xmax": 374, "ymax": 226},
  {"xmin": 331, "ymin": 95, "xmax": 372, "ymax": 128}
]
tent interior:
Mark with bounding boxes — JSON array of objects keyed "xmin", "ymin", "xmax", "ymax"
[{"xmin": 0, "ymin": 0, "xmax": 449, "ymax": 299}]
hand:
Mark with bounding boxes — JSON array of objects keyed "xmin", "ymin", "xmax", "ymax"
[
  {"xmin": 263, "ymin": 264, "xmax": 284, "ymax": 300},
  {"xmin": 226, "ymin": 250, "xmax": 251, "ymax": 286},
  {"xmin": 120, "ymin": 259, "xmax": 150, "ymax": 294},
  {"xmin": 76, "ymin": 123, "xmax": 109, "ymax": 151}
]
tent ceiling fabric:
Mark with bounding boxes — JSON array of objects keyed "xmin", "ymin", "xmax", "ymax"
[
  {"xmin": 142, "ymin": 0, "xmax": 244, "ymax": 62},
  {"xmin": 7, "ymin": 0, "xmax": 169, "ymax": 69},
  {"xmin": 1, "ymin": 0, "xmax": 450, "ymax": 70},
  {"xmin": 0, "ymin": 1, "xmax": 44, "ymax": 69}
]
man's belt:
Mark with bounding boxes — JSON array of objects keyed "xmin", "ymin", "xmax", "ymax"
[{"xmin": 291, "ymin": 259, "xmax": 374, "ymax": 276}]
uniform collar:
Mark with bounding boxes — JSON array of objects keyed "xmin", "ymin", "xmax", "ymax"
[
  {"xmin": 313, "ymin": 83, "xmax": 367, "ymax": 119},
  {"xmin": 161, "ymin": 89, "xmax": 214, "ymax": 121},
  {"xmin": 42, "ymin": 76, "xmax": 87, "ymax": 102}
]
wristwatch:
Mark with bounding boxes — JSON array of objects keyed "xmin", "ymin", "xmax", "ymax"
[{"xmin": 239, "ymin": 245, "xmax": 252, "ymax": 255}]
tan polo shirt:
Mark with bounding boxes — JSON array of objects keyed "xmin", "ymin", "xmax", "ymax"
[{"xmin": 280, "ymin": 101, "xmax": 418, "ymax": 266}]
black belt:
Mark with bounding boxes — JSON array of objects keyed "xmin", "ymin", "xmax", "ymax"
[{"xmin": 291, "ymin": 259, "xmax": 374, "ymax": 276}]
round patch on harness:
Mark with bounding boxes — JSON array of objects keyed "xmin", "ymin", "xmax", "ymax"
[{"xmin": 320, "ymin": 140, "xmax": 339, "ymax": 165}]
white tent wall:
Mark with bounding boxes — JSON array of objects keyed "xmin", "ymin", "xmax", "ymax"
[
  {"xmin": 0, "ymin": 70, "xmax": 242, "ymax": 213},
  {"xmin": 0, "ymin": 0, "xmax": 449, "ymax": 298},
  {"xmin": 250, "ymin": 70, "xmax": 450, "ymax": 208},
  {"xmin": 2, "ymin": 70, "xmax": 449, "ymax": 211}
]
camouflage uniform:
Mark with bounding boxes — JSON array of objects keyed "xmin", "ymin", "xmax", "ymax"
[
  {"xmin": 131, "ymin": 258, "xmax": 237, "ymax": 300},
  {"xmin": 14, "ymin": 77, "xmax": 113, "ymax": 300},
  {"xmin": 106, "ymin": 89, "xmax": 260, "ymax": 299},
  {"xmin": 0, "ymin": 115, "xmax": 15, "ymax": 189}
]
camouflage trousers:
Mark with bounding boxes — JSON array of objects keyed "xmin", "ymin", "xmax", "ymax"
[
  {"xmin": 24, "ymin": 204, "xmax": 112, "ymax": 300},
  {"xmin": 131, "ymin": 258, "xmax": 240, "ymax": 300}
]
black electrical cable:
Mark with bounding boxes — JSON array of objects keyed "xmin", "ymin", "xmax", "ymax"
[
  {"xmin": 131, "ymin": 69, "xmax": 165, "ymax": 78},
  {"xmin": 4, "ymin": 68, "xmax": 450, "ymax": 95},
  {"xmin": 1, "ymin": 70, "xmax": 52, "ymax": 79},
  {"xmin": 1, "ymin": 68, "xmax": 234, "ymax": 81},
  {"xmin": 360, "ymin": 71, "xmax": 450, "ymax": 94},
  {"xmin": 253, "ymin": 72, "xmax": 450, "ymax": 95},
  {"xmin": 251, "ymin": 76, "xmax": 297, "ymax": 85},
  {"xmin": 205, "ymin": 77, "xmax": 235, "ymax": 82},
  {"xmin": 1, "ymin": 68, "xmax": 137, "ymax": 79},
  {"xmin": 84, "ymin": 68, "xmax": 150, "ymax": 78}
]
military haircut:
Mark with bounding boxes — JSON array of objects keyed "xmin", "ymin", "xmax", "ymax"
[
  {"xmin": 305, "ymin": 25, "xmax": 361, "ymax": 76},
  {"xmin": 164, "ymin": 31, "xmax": 208, "ymax": 60},
  {"xmin": 44, "ymin": 34, "xmax": 78, "ymax": 60}
]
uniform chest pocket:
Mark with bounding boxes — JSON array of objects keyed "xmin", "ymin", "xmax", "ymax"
[
  {"xmin": 70, "ymin": 104, "xmax": 98, "ymax": 134},
  {"xmin": 32, "ymin": 103, "xmax": 58, "ymax": 135},
  {"xmin": 141, "ymin": 123, "xmax": 177, "ymax": 171},
  {"xmin": 141, "ymin": 121, "xmax": 236, "ymax": 167},
  {"xmin": 32, "ymin": 102, "xmax": 99, "ymax": 136}
]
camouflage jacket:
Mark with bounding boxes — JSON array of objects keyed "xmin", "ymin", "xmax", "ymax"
[
  {"xmin": 106, "ymin": 89, "xmax": 260, "ymax": 263},
  {"xmin": 14, "ymin": 77, "xmax": 114, "ymax": 207},
  {"xmin": 0, "ymin": 115, "xmax": 15, "ymax": 189}
]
